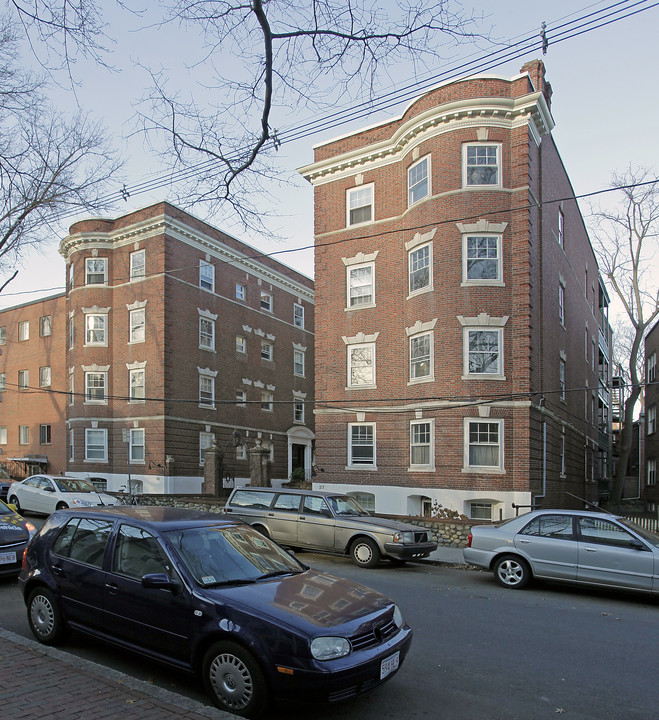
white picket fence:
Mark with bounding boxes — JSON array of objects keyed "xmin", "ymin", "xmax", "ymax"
[{"xmin": 624, "ymin": 515, "xmax": 659, "ymax": 533}]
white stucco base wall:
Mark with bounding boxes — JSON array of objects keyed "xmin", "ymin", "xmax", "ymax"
[{"xmin": 312, "ymin": 481, "xmax": 532, "ymax": 521}]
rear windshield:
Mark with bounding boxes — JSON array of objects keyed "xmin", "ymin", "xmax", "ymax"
[{"xmin": 229, "ymin": 490, "xmax": 276, "ymax": 510}]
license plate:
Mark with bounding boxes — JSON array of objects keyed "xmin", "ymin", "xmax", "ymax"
[
  {"xmin": 380, "ymin": 651, "xmax": 400, "ymax": 680},
  {"xmin": 0, "ymin": 551, "xmax": 16, "ymax": 565}
]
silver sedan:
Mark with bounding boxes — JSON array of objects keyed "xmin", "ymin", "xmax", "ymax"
[
  {"xmin": 464, "ymin": 509, "xmax": 659, "ymax": 593},
  {"xmin": 8, "ymin": 475, "xmax": 119, "ymax": 515}
]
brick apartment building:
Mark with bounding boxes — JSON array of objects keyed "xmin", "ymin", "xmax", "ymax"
[
  {"xmin": 299, "ymin": 60, "xmax": 611, "ymax": 520},
  {"xmin": 644, "ymin": 321, "xmax": 658, "ymax": 509},
  {"xmin": 0, "ymin": 202, "xmax": 315, "ymax": 493}
]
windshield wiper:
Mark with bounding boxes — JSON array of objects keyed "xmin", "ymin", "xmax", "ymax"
[
  {"xmin": 203, "ymin": 578, "xmax": 258, "ymax": 588},
  {"xmin": 258, "ymin": 569, "xmax": 304, "ymax": 580}
]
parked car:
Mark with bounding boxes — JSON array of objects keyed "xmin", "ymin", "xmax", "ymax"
[
  {"xmin": 223, "ymin": 487, "xmax": 437, "ymax": 567},
  {"xmin": 8, "ymin": 475, "xmax": 119, "ymax": 515},
  {"xmin": 0, "ymin": 467, "xmax": 15, "ymax": 502},
  {"xmin": 0, "ymin": 499, "xmax": 36, "ymax": 578},
  {"xmin": 19, "ymin": 506, "xmax": 412, "ymax": 717},
  {"xmin": 464, "ymin": 509, "xmax": 659, "ymax": 593}
]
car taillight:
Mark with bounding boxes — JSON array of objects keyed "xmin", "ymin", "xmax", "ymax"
[{"xmin": 466, "ymin": 532, "xmax": 473, "ymax": 548}]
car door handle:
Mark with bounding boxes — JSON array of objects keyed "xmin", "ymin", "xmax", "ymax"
[
  {"xmin": 51, "ymin": 565, "xmax": 64, "ymax": 576},
  {"xmin": 105, "ymin": 582, "xmax": 118, "ymax": 594},
  {"xmin": 299, "ymin": 516, "xmax": 306, "ymax": 520},
  {"xmin": 517, "ymin": 539, "xmax": 531, "ymax": 544},
  {"xmin": 584, "ymin": 546, "xmax": 597, "ymax": 552}
]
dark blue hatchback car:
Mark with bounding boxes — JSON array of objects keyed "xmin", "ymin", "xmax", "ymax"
[{"xmin": 19, "ymin": 506, "xmax": 412, "ymax": 717}]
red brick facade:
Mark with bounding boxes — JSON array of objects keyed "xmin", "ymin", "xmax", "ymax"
[
  {"xmin": 299, "ymin": 61, "xmax": 611, "ymax": 519},
  {"xmin": 0, "ymin": 202, "xmax": 315, "ymax": 492}
]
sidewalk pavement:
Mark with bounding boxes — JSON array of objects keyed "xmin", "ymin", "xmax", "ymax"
[{"xmin": 1, "ymin": 547, "xmax": 468, "ymax": 719}]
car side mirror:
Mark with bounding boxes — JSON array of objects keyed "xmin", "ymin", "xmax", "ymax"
[
  {"xmin": 629, "ymin": 538, "xmax": 646, "ymax": 551},
  {"xmin": 43, "ymin": 487, "xmax": 55, "ymax": 492},
  {"xmin": 141, "ymin": 572, "xmax": 179, "ymax": 592}
]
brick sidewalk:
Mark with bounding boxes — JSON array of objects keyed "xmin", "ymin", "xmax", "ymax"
[{"xmin": 0, "ymin": 628, "xmax": 232, "ymax": 720}]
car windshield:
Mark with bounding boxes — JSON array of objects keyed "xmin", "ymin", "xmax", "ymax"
[
  {"xmin": 54, "ymin": 477, "xmax": 98, "ymax": 493},
  {"xmin": 166, "ymin": 525, "xmax": 305, "ymax": 587},
  {"xmin": 619, "ymin": 518, "xmax": 659, "ymax": 548},
  {"xmin": 328, "ymin": 495, "xmax": 370, "ymax": 516}
]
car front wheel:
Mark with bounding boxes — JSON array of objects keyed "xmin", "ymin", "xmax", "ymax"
[
  {"xmin": 27, "ymin": 587, "xmax": 68, "ymax": 645},
  {"xmin": 8, "ymin": 495, "xmax": 21, "ymax": 513},
  {"xmin": 493, "ymin": 555, "xmax": 531, "ymax": 589},
  {"xmin": 202, "ymin": 641, "xmax": 268, "ymax": 718},
  {"xmin": 350, "ymin": 537, "xmax": 381, "ymax": 568},
  {"xmin": 56, "ymin": 502, "xmax": 68, "ymax": 511}
]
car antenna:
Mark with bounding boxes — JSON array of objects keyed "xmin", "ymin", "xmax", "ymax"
[{"xmin": 565, "ymin": 492, "xmax": 615, "ymax": 515}]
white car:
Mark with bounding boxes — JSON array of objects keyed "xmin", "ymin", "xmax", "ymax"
[{"xmin": 8, "ymin": 475, "xmax": 119, "ymax": 515}]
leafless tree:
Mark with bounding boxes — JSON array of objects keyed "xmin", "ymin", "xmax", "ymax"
[
  {"xmin": 590, "ymin": 168, "xmax": 659, "ymax": 506},
  {"xmin": 0, "ymin": 14, "xmax": 120, "ymax": 293},
  {"xmin": 10, "ymin": 0, "xmax": 484, "ymax": 230}
]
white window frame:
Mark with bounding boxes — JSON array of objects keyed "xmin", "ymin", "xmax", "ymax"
[
  {"xmin": 294, "ymin": 349, "xmax": 305, "ymax": 377},
  {"xmin": 261, "ymin": 390, "xmax": 274, "ymax": 412},
  {"xmin": 260, "ymin": 291, "xmax": 273, "ymax": 312},
  {"xmin": 199, "ymin": 317, "xmax": 215, "ymax": 350},
  {"xmin": 236, "ymin": 389, "xmax": 247, "ymax": 407},
  {"xmin": 130, "ymin": 250, "xmax": 145, "ymax": 280},
  {"xmin": 462, "ymin": 234, "xmax": 503, "ymax": 286},
  {"xmin": 85, "ymin": 313, "xmax": 107, "ymax": 346},
  {"xmin": 86, "ymin": 258, "xmax": 107, "ymax": 285},
  {"xmin": 0, "ymin": 326, "xmax": 6, "ymax": 345},
  {"xmin": 129, "ymin": 368, "xmax": 145, "ymax": 402},
  {"xmin": 648, "ymin": 405, "xmax": 656, "ymax": 435},
  {"xmin": 348, "ymin": 423, "xmax": 376, "ymax": 468},
  {"xmin": 129, "ymin": 428, "xmax": 145, "ymax": 463},
  {"xmin": 69, "ymin": 429, "xmax": 74, "ymax": 461},
  {"xmin": 408, "ymin": 155, "xmax": 430, "ymax": 206},
  {"xmin": 0, "ymin": 426, "xmax": 6, "ymax": 444},
  {"xmin": 236, "ymin": 335, "xmax": 247, "ymax": 354},
  {"xmin": 199, "ymin": 260, "xmax": 215, "ymax": 292},
  {"xmin": 463, "ymin": 143, "xmax": 501, "ymax": 188},
  {"xmin": 0, "ymin": 372, "xmax": 5, "ymax": 392},
  {"xmin": 235, "ymin": 282, "xmax": 246, "ymax": 301},
  {"xmin": 19, "ymin": 425, "xmax": 30, "ymax": 445},
  {"xmin": 347, "ymin": 343, "xmax": 376, "ymax": 388},
  {"xmin": 648, "ymin": 458, "xmax": 657, "ymax": 486},
  {"xmin": 40, "ymin": 315, "xmax": 52, "ymax": 337},
  {"xmin": 560, "ymin": 358, "xmax": 566, "ymax": 401},
  {"xmin": 200, "ymin": 431, "xmax": 215, "ymax": 466},
  {"xmin": 18, "ymin": 320, "xmax": 29, "ymax": 341},
  {"xmin": 261, "ymin": 341, "xmax": 273, "ymax": 361},
  {"xmin": 410, "ymin": 420, "xmax": 434, "ymax": 469},
  {"xmin": 346, "ymin": 183, "xmax": 374, "ymax": 227},
  {"xmin": 346, "ymin": 262, "xmax": 375, "ymax": 309},
  {"xmin": 129, "ymin": 308, "xmax": 145, "ymax": 344},
  {"xmin": 18, "ymin": 369, "xmax": 29, "ymax": 389},
  {"xmin": 409, "ymin": 331, "xmax": 433, "ymax": 382},
  {"xmin": 39, "ymin": 366, "xmax": 51, "ymax": 388},
  {"xmin": 558, "ymin": 282, "xmax": 565, "ymax": 325},
  {"xmin": 464, "ymin": 418, "xmax": 504, "ymax": 472},
  {"xmin": 85, "ymin": 428, "xmax": 107, "ymax": 462},
  {"xmin": 408, "ymin": 243, "xmax": 432, "ymax": 295},
  {"xmin": 648, "ymin": 352, "xmax": 656, "ymax": 383},
  {"xmin": 294, "ymin": 303, "xmax": 305, "ymax": 328},
  {"xmin": 558, "ymin": 208, "xmax": 565, "ymax": 249},
  {"xmin": 85, "ymin": 371, "xmax": 108, "ymax": 404},
  {"xmin": 294, "ymin": 399, "xmax": 305, "ymax": 423},
  {"xmin": 560, "ymin": 428, "xmax": 566, "ymax": 476},
  {"xmin": 199, "ymin": 373, "xmax": 215, "ymax": 408},
  {"xmin": 464, "ymin": 328, "xmax": 504, "ymax": 379}
]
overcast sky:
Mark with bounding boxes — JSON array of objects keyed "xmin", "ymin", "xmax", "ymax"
[{"xmin": 1, "ymin": 0, "xmax": 657, "ymax": 311}]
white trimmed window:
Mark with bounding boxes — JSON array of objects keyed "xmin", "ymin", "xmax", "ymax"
[
  {"xmin": 464, "ymin": 235, "xmax": 502, "ymax": 284},
  {"xmin": 39, "ymin": 366, "xmax": 51, "ymax": 387},
  {"xmin": 560, "ymin": 358, "xmax": 566, "ymax": 401},
  {"xmin": 236, "ymin": 390, "xmax": 247, "ymax": 407},
  {"xmin": 408, "ymin": 156, "xmax": 430, "ymax": 205},
  {"xmin": 294, "ymin": 349, "xmax": 305, "ymax": 377},
  {"xmin": 0, "ymin": 426, "xmax": 7, "ymax": 444},
  {"xmin": 558, "ymin": 208, "xmax": 565, "ymax": 249},
  {"xmin": 129, "ymin": 428, "xmax": 145, "ymax": 463},
  {"xmin": 69, "ymin": 429, "xmax": 74, "ymax": 460},
  {"xmin": 648, "ymin": 458, "xmax": 656, "ymax": 486},
  {"xmin": 647, "ymin": 352, "xmax": 656, "ymax": 383},
  {"xmin": 648, "ymin": 405, "xmax": 656, "ymax": 435},
  {"xmin": 18, "ymin": 369, "xmax": 29, "ymax": 389},
  {"xmin": 236, "ymin": 282, "xmax": 246, "ymax": 301},
  {"xmin": 85, "ymin": 314, "xmax": 107, "ymax": 346},
  {"xmin": 261, "ymin": 391, "xmax": 274, "ymax": 412},
  {"xmin": 410, "ymin": 420, "xmax": 433, "ymax": 468},
  {"xmin": 348, "ymin": 344, "xmax": 375, "ymax": 388},
  {"xmin": 200, "ymin": 432, "xmax": 215, "ymax": 465},
  {"xmin": 69, "ymin": 316, "xmax": 75, "ymax": 349},
  {"xmin": 18, "ymin": 321, "xmax": 29, "ymax": 341},
  {"xmin": 261, "ymin": 341, "xmax": 273, "ymax": 361},
  {"xmin": 19, "ymin": 425, "xmax": 30, "ymax": 444},
  {"xmin": 129, "ymin": 368, "xmax": 145, "ymax": 401},
  {"xmin": 129, "ymin": 308, "xmax": 145, "ymax": 343},
  {"xmin": 463, "ymin": 144, "xmax": 500, "ymax": 186},
  {"xmin": 560, "ymin": 428, "xmax": 566, "ymax": 475},
  {"xmin": 559, "ymin": 282, "xmax": 565, "ymax": 325},
  {"xmin": 470, "ymin": 502, "xmax": 493, "ymax": 520},
  {"xmin": 199, "ymin": 373, "xmax": 215, "ymax": 408},
  {"xmin": 260, "ymin": 291, "xmax": 273, "ymax": 312},
  {"xmin": 294, "ymin": 400, "xmax": 304, "ymax": 423},
  {"xmin": 236, "ymin": 335, "xmax": 247, "ymax": 354},
  {"xmin": 199, "ymin": 317, "xmax": 215, "ymax": 350},
  {"xmin": 0, "ymin": 326, "xmax": 6, "ymax": 344},
  {"xmin": 130, "ymin": 250, "xmax": 145, "ymax": 280},
  {"xmin": 409, "ymin": 243, "xmax": 432, "ymax": 294},
  {"xmin": 465, "ymin": 419, "xmax": 503, "ymax": 470},
  {"xmin": 85, "ymin": 372, "xmax": 107, "ymax": 403},
  {"xmin": 346, "ymin": 184, "xmax": 373, "ymax": 226},
  {"xmin": 236, "ymin": 444, "xmax": 247, "ymax": 461},
  {"xmin": 40, "ymin": 315, "xmax": 52, "ymax": 337},
  {"xmin": 85, "ymin": 428, "xmax": 107, "ymax": 461},
  {"xmin": 199, "ymin": 260, "xmax": 215, "ymax": 292},
  {"xmin": 86, "ymin": 258, "xmax": 107, "ymax": 285},
  {"xmin": 348, "ymin": 423, "xmax": 376, "ymax": 467},
  {"xmin": 465, "ymin": 329, "xmax": 503, "ymax": 377},
  {"xmin": 69, "ymin": 372, "xmax": 74, "ymax": 406},
  {"xmin": 410, "ymin": 332, "xmax": 432, "ymax": 381},
  {"xmin": 0, "ymin": 373, "xmax": 5, "ymax": 392},
  {"xmin": 347, "ymin": 263, "xmax": 374, "ymax": 308},
  {"xmin": 294, "ymin": 303, "xmax": 304, "ymax": 328}
]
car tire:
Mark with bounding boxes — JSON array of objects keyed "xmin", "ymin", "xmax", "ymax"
[
  {"xmin": 27, "ymin": 587, "xmax": 68, "ymax": 645},
  {"xmin": 493, "ymin": 555, "xmax": 531, "ymax": 589},
  {"xmin": 350, "ymin": 537, "xmax": 381, "ymax": 568},
  {"xmin": 202, "ymin": 640, "xmax": 269, "ymax": 718},
  {"xmin": 8, "ymin": 495, "xmax": 21, "ymax": 513},
  {"xmin": 55, "ymin": 502, "xmax": 68, "ymax": 511}
]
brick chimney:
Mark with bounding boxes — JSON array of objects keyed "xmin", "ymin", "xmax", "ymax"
[{"xmin": 520, "ymin": 60, "xmax": 553, "ymax": 109}]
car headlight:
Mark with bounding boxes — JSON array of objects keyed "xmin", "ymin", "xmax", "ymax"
[
  {"xmin": 310, "ymin": 636, "xmax": 351, "ymax": 660},
  {"xmin": 393, "ymin": 604, "xmax": 404, "ymax": 628},
  {"xmin": 72, "ymin": 499, "xmax": 94, "ymax": 506},
  {"xmin": 393, "ymin": 531, "xmax": 414, "ymax": 544}
]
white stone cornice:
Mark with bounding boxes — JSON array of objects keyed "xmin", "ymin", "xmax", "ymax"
[
  {"xmin": 82, "ymin": 364, "xmax": 110, "ymax": 372},
  {"xmin": 342, "ymin": 331, "xmax": 380, "ymax": 345},
  {"xmin": 457, "ymin": 313, "xmax": 509, "ymax": 327},
  {"xmin": 405, "ymin": 228, "xmax": 437, "ymax": 251},
  {"xmin": 456, "ymin": 220, "xmax": 508, "ymax": 234},
  {"xmin": 82, "ymin": 305, "xmax": 110, "ymax": 314},
  {"xmin": 198, "ymin": 307, "xmax": 218, "ymax": 320},
  {"xmin": 406, "ymin": 319, "xmax": 438, "ymax": 336},
  {"xmin": 197, "ymin": 367, "xmax": 218, "ymax": 377},
  {"xmin": 126, "ymin": 361, "xmax": 147, "ymax": 370},
  {"xmin": 127, "ymin": 300, "xmax": 147, "ymax": 311},
  {"xmin": 342, "ymin": 250, "xmax": 379, "ymax": 266}
]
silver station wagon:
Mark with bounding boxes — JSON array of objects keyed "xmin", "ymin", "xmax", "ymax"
[{"xmin": 223, "ymin": 487, "xmax": 437, "ymax": 568}]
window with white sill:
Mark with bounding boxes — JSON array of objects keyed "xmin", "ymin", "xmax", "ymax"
[
  {"xmin": 409, "ymin": 243, "xmax": 431, "ymax": 294},
  {"xmin": 348, "ymin": 423, "xmax": 376, "ymax": 467},
  {"xmin": 410, "ymin": 332, "xmax": 432, "ymax": 381},
  {"xmin": 130, "ymin": 250, "xmax": 145, "ymax": 280},
  {"xmin": 346, "ymin": 184, "xmax": 373, "ymax": 226},
  {"xmin": 410, "ymin": 420, "xmax": 433, "ymax": 468},
  {"xmin": 85, "ymin": 314, "xmax": 107, "ymax": 346},
  {"xmin": 408, "ymin": 156, "xmax": 430, "ymax": 206},
  {"xmin": 130, "ymin": 308, "xmax": 145, "ymax": 344},
  {"xmin": 465, "ymin": 419, "xmax": 503, "ymax": 470},
  {"xmin": 463, "ymin": 144, "xmax": 500, "ymax": 187},
  {"xmin": 86, "ymin": 258, "xmax": 107, "ymax": 285},
  {"xmin": 85, "ymin": 428, "xmax": 107, "ymax": 461},
  {"xmin": 347, "ymin": 263, "xmax": 374, "ymax": 308},
  {"xmin": 199, "ymin": 260, "xmax": 215, "ymax": 292},
  {"xmin": 347, "ymin": 344, "xmax": 375, "ymax": 388},
  {"xmin": 199, "ymin": 317, "xmax": 215, "ymax": 350},
  {"xmin": 464, "ymin": 235, "xmax": 502, "ymax": 284}
]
